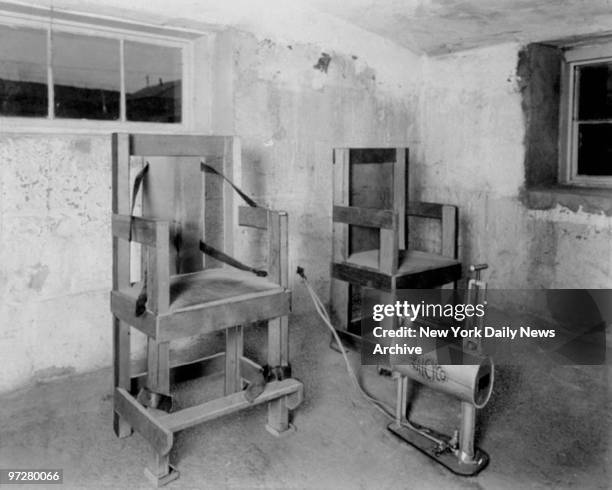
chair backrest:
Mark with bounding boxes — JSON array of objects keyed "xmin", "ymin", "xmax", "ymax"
[
  {"xmin": 112, "ymin": 133, "xmax": 240, "ymax": 275},
  {"xmin": 332, "ymin": 147, "xmax": 457, "ymax": 275},
  {"xmin": 332, "ymin": 147, "xmax": 406, "ymax": 274}
]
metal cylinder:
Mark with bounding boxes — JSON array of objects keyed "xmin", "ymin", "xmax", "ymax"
[
  {"xmin": 459, "ymin": 401, "xmax": 477, "ymax": 461},
  {"xmin": 391, "ymin": 351, "xmax": 494, "ymax": 408}
]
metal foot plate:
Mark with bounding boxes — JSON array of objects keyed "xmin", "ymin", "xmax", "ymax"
[{"xmin": 388, "ymin": 422, "xmax": 489, "ymax": 476}]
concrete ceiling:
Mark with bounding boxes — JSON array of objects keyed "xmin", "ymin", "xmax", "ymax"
[
  {"xmin": 8, "ymin": 0, "xmax": 612, "ymax": 55},
  {"xmin": 303, "ymin": 0, "xmax": 612, "ymax": 54}
]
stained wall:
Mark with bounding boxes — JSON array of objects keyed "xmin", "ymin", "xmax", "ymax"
[{"xmin": 418, "ymin": 43, "xmax": 612, "ymax": 290}]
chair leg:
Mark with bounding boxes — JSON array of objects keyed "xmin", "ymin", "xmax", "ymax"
[
  {"xmin": 266, "ymin": 316, "xmax": 292, "ymax": 435},
  {"xmin": 113, "ymin": 317, "xmax": 132, "ymax": 438},
  {"xmin": 146, "ymin": 339, "xmax": 171, "ymax": 409},
  {"xmin": 381, "ymin": 290, "xmax": 400, "ymax": 361},
  {"xmin": 144, "ymin": 451, "xmax": 179, "ymax": 487},
  {"xmin": 266, "ymin": 397, "xmax": 290, "ymax": 436},
  {"xmin": 225, "ymin": 325, "xmax": 243, "ymax": 395}
]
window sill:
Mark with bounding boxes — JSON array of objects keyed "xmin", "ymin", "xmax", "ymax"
[
  {"xmin": 523, "ymin": 185, "xmax": 612, "ymax": 216},
  {"xmin": 0, "ymin": 117, "xmax": 193, "ymax": 135}
]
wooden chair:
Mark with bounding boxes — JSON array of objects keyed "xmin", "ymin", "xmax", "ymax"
[
  {"xmin": 330, "ymin": 147, "xmax": 462, "ymax": 342},
  {"xmin": 111, "ymin": 134, "xmax": 302, "ymax": 486}
]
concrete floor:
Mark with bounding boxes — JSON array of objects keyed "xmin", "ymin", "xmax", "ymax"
[{"xmin": 0, "ymin": 313, "xmax": 610, "ymax": 489}]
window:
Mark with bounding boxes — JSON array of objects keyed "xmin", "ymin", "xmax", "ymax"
[
  {"xmin": 561, "ymin": 41, "xmax": 612, "ymax": 187},
  {"xmin": 124, "ymin": 41, "xmax": 182, "ymax": 123},
  {"xmin": 519, "ymin": 42, "xmax": 612, "ymax": 213},
  {"xmin": 0, "ymin": 25, "xmax": 47, "ymax": 117},
  {"xmin": 52, "ymin": 32, "xmax": 121, "ymax": 120},
  {"xmin": 0, "ymin": 6, "xmax": 195, "ymax": 129}
]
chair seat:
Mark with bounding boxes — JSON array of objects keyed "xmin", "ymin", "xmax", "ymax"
[
  {"xmin": 122, "ymin": 267, "xmax": 284, "ymax": 311},
  {"xmin": 112, "ymin": 267, "xmax": 291, "ymax": 341},
  {"xmin": 332, "ymin": 249, "xmax": 462, "ymax": 290},
  {"xmin": 347, "ymin": 249, "xmax": 460, "ymax": 277}
]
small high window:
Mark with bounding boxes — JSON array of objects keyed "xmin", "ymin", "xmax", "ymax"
[
  {"xmin": 52, "ymin": 32, "xmax": 121, "ymax": 120},
  {"xmin": 561, "ymin": 42, "xmax": 612, "ymax": 187},
  {"xmin": 0, "ymin": 9, "xmax": 190, "ymax": 127},
  {"xmin": 125, "ymin": 41, "xmax": 182, "ymax": 123}
]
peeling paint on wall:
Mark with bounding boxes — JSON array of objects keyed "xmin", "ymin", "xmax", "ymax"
[
  {"xmin": 0, "ymin": 135, "xmax": 115, "ymax": 393},
  {"xmin": 230, "ymin": 29, "xmax": 420, "ymax": 311},
  {"xmin": 420, "ymin": 43, "xmax": 612, "ymax": 290},
  {"xmin": 313, "ymin": 52, "xmax": 331, "ymax": 73}
]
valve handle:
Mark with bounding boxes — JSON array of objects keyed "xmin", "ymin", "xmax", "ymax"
[{"xmin": 469, "ymin": 263, "xmax": 488, "ymax": 272}]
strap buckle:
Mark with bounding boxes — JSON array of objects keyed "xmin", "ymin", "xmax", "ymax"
[{"xmin": 243, "ymin": 363, "xmax": 292, "ymax": 403}]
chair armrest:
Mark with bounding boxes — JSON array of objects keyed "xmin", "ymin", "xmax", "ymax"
[
  {"xmin": 112, "ymin": 214, "xmax": 169, "ymax": 247},
  {"xmin": 112, "ymin": 214, "xmax": 170, "ymax": 313},
  {"xmin": 405, "ymin": 202, "xmax": 458, "ymax": 259},
  {"xmin": 236, "ymin": 206, "xmax": 288, "ymax": 287}
]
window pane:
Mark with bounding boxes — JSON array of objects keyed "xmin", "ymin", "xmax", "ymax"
[
  {"xmin": 577, "ymin": 123, "xmax": 612, "ymax": 176},
  {"xmin": 0, "ymin": 25, "xmax": 47, "ymax": 117},
  {"xmin": 52, "ymin": 32, "xmax": 120, "ymax": 119},
  {"xmin": 125, "ymin": 41, "xmax": 181, "ymax": 123},
  {"xmin": 577, "ymin": 62, "xmax": 612, "ymax": 120}
]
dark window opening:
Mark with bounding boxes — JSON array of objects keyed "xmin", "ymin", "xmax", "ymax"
[
  {"xmin": 577, "ymin": 62, "xmax": 612, "ymax": 120},
  {"xmin": 575, "ymin": 62, "xmax": 612, "ymax": 177},
  {"xmin": 577, "ymin": 123, "xmax": 612, "ymax": 175}
]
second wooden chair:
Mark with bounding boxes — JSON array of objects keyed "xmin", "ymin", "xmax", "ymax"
[{"xmin": 330, "ymin": 147, "xmax": 462, "ymax": 342}]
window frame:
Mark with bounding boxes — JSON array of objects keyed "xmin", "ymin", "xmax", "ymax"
[
  {"xmin": 560, "ymin": 40, "xmax": 612, "ymax": 188},
  {"xmin": 0, "ymin": 7, "xmax": 199, "ymax": 133}
]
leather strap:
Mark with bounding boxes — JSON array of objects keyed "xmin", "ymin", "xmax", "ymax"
[
  {"xmin": 130, "ymin": 162, "xmax": 149, "ymax": 317},
  {"xmin": 129, "ymin": 162, "xmax": 149, "ymax": 240},
  {"xmin": 201, "ymin": 161, "xmax": 258, "ymax": 208},
  {"xmin": 199, "ymin": 240, "xmax": 267, "ymax": 277},
  {"xmin": 198, "ymin": 159, "xmax": 267, "ymax": 276},
  {"xmin": 129, "ymin": 159, "xmax": 268, "ymax": 317},
  {"xmin": 244, "ymin": 363, "xmax": 292, "ymax": 403}
]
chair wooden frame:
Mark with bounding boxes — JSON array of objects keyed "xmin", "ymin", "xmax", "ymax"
[
  {"xmin": 330, "ymin": 147, "xmax": 462, "ymax": 338},
  {"xmin": 111, "ymin": 133, "xmax": 302, "ymax": 486}
]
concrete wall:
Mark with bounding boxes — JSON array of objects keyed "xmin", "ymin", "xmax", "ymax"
[
  {"xmin": 0, "ymin": 135, "xmax": 114, "ymax": 391},
  {"xmin": 419, "ymin": 43, "xmax": 612, "ymax": 290},
  {"xmin": 228, "ymin": 29, "xmax": 421, "ymax": 311}
]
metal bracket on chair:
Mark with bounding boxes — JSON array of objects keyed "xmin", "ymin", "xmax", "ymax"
[
  {"xmin": 243, "ymin": 364, "xmax": 293, "ymax": 403},
  {"xmin": 263, "ymin": 363, "xmax": 292, "ymax": 382},
  {"xmin": 137, "ymin": 387, "xmax": 174, "ymax": 413}
]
